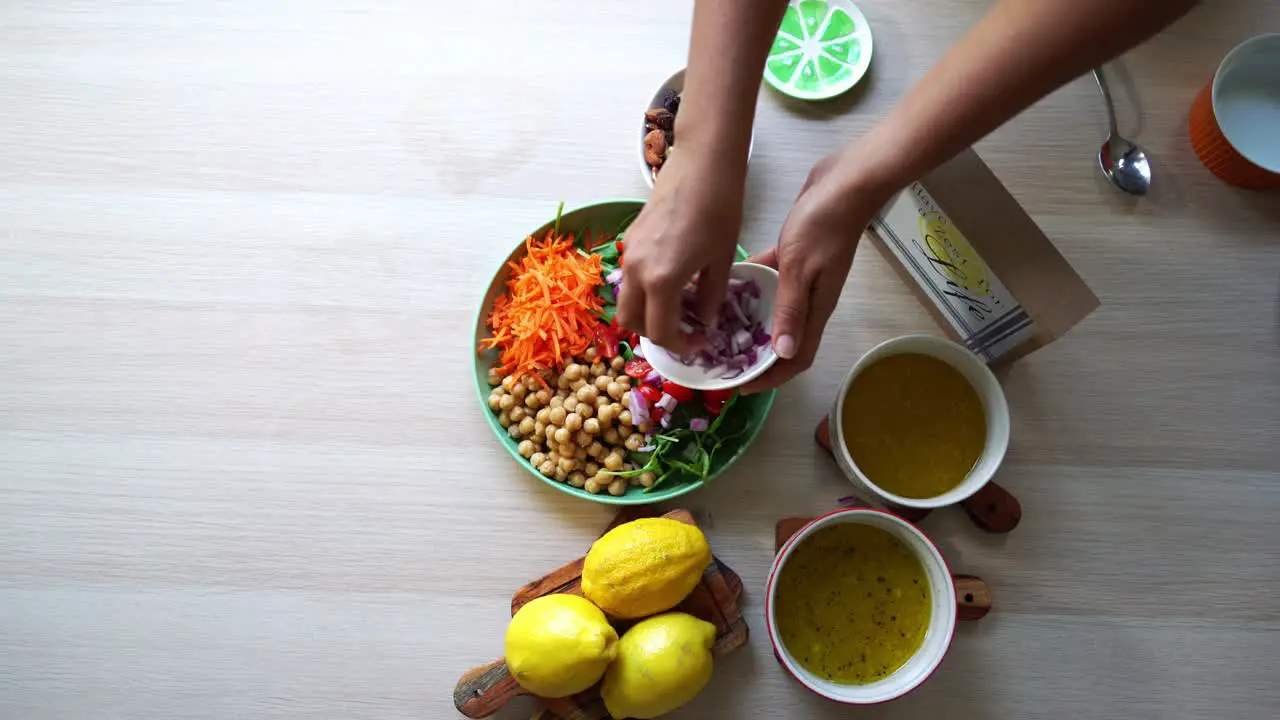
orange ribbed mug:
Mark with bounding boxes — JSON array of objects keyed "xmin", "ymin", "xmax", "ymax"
[{"xmin": 1189, "ymin": 34, "xmax": 1280, "ymax": 190}]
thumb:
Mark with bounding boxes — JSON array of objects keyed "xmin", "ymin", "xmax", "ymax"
[
  {"xmin": 746, "ymin": 245, "xmax": 778, "ymax": 269},
  {"xmin": 771, "ymin": 259, "xmax": 809, "ymax": 361}
]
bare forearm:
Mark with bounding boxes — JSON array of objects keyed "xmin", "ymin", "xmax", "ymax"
[
  {"xmin": 678, "ymin": 0, "xmax": 788, "ymax": 175},
  {"xmin": 845, "ymin": 0, "xmax": 1196, "ymax": 198}
]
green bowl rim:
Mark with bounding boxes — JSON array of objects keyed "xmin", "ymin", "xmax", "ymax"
[{"xmin": 471, "ymin": 199, "xmax": 777, "ymax": 505}]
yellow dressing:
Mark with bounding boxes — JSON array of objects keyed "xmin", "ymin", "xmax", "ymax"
[
  {"xmin": 841, "ymin": 353, "xmax": 986, "ymax": 499},
  {"xmin": 775, "ymin": 523, "xmax": 930, "ymax": 684}
]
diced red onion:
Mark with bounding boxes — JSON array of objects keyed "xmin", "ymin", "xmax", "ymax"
[
  {"xmin": 659, "ymin": 278, "xmax": 771, "ymax": 379},
  {"xmin": 656, "ymin": 393, "xmax": 677, "ymax": 414},
  {"xmin": 605, "ymin": 268, "xmax": 623, "ymax": 285},
  {"xmin": 637, "ymin": 444, "xmax": 656, "ymax": 453},
  {"xmin": 660, "ymin": 414, "xmax": 673, "ymax": 429},
  {"xmin": 689, "ymin": 417, "xmax": 709, "ymax": 432},
  {"xmin": 628, "ymin": 389, "xmax": 650, "ymax": 426}
]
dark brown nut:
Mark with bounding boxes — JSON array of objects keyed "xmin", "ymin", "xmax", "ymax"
[
  {"xmin": 643, "ymin": 129, "xmax": 668, "ymax": 167},
  {"xmin": 644, "ymin": 107, "xmax": 674, "ymax": 132}
]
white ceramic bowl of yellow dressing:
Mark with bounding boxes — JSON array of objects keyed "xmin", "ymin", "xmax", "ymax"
[
  {"xmin": 829, "ymin": 334, "xmax": 1010, "ymax": 510},
  {"xmin": 765, "ymin": 508, "xmax": 957, "ymax": 704}
]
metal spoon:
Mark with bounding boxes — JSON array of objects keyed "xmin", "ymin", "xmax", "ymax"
[{"xmin": 1093, "ymin": 67, "xmax": 1151, "ymax": 196}]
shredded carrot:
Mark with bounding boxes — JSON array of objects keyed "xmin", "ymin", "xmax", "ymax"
[{"xmin": 480, "ymin": 230, "xmax": 605, "ymax": 385}]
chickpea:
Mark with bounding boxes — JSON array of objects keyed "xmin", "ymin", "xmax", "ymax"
[
  {"xmin": 603, "ymin": 428, "xmax": 621, "ymax": 445},
  {"xmin": 584, "ymin": 418, "xmax": 601, "ymax": 435},
  {"xmin": 535, "ymin": 408, "xmax": 550, "ymax": 424},
  {"xmin": 565, "ymin": 363, "xmax": 585, "ymax": 381},
  {"xmin": 554, "ymin": 467, "xmax": 568, "ymax": 482},
  {"xmin": 547, "ymin": 407, "xmax": 566, "ymax": 426},
  {"xmin": 608, "ymin": 478, "xmax": 627, "ymax": 496},
  {"xmin": 549, "ymin": 395, "xmax": 564, "ymax": 410},
  {"xmin": 564, "ymin": 413, "xmax": 583, "ymax": 432},
  {"xmin": 577, "ymin": 385, "xmax": 598, "ymax": 403},
  {"xmin": 604, "ymin": 452, "xmax": 624, "ymax": 471},
  {"xmin": 584, "ymin": 477, "xmax": 602, "ymax": 494},
  {"xmin": 639, "ymin": 471, "xmax": 657, "ymax": 488},
  {"xmin": 547, "ymin": 449, "xmax": 560, "ymax": 464},
  {"xmin": 537, "ymin": 460, "xmax": 555, "ymax": 476},
  {"xmin": 535, "ymin": 389, "xmax": 551, "ymax": 405},
  {"xmin": 584, "ymin": 346, "xmax": 598, "ymax": 361},
  {"xmin": 511, "ymin": 383, "xmax": 526, "ymax": 401},
  {"xmin": 557, "ymin": 375, "xmax": 571, "ymax": 390},
  {"xmin": 618, "ymin": 409, "xmax": 633, "ymax": 426},
  {"xmin": 574, "ymin": 446, "xmax": 587, "ymax": 461},
  {"xmin": 590, "ymin": 361, "xmax": 607, "ymax": 377},
  {"xmin": 553, "ymin": 427, "xmax": 571, "ymax": 445},
  {"xmin": 487, "ymin": 393, "xmax": 502, "ymax": 411},
  {"xmin": 502, "ymin": 375, "xmax": 517, "ymax": 391},
  {"xmin": 570, "ymin": 378, "xmax": 587, "ymax": 392},
  {"xmin": 618, "ymin": 424, "xmax": 633, "ymax": 440},
  {"xmin": 606, "ymin": 382, "xmax": 626, "ymax": 400},
  {"xmin": 578, "ymin": 402, "xmax": 594, "ymax": 419},
  {"xmin": 594, "ymin": 375, "xmax": 611, "ymax": 391},
  {"xmin": 534, "ymin": 421, "xmax": 546, "ymax": 437},
  {"xmin": 585, "ymin": 461, "xmax": 601, "ymax": 477},
  {"xmin": 621, "ymin": 390, "xmax": 633, "ymax": 407},
  {"xmin": 523, "ymin": 375, "xmax": 539, "ymax": 391},
  {"xmin": 518, "ymin": 417, "xmax": 536, "ymax": 436},
  {"xmin": 610, "ymin": 356, "xmax": 625, "ymax": 372},
  {"xmin": 575, "ymin": 430, "xmax": 592, "ymax": 447},
  {"xmin": 498, "ymin": 411, "xmax": 512, "ymax": 429},
  {"xmin": 545, "ymin": 425, "xmax": 558, "ymax": 442},
  {"xmin": 595, "ymin": 395, "xmax": 610, "ymax": 411},
  {"xmin": 509, "ymin": 406, "xmax": 526, "ymax": 423},
  {"xmin": 558, "ymin": 457, "xmax": 576, "ymax": 473},
  {"xmin": 524, "ymin": 393, "xmax": 541, "ymax": 410},
  {"xmin": 563, "ymin": 396, "xmax": 579, "ymax": 413},
  {"xmin": 559, "ymin": 442, "xmax": 578, "ymax": 458},
  {"xmin": 508, "ymin": 424, "xmax": 523, "ymax": 439},
  {"xmin": 487, "ymin": 368, "xmax": 502, "ymax": 386},
  {"xmin": 499, "ymin": 394, "xmax": 516, "ymax": 411},
  {"xmin": 625, "ymin": 432, "xmax": 645, "ymax": 451},
  {"xmin": 587, "ymin": 441, "xmax": 605, "ymax": 459},
  {"xmin": 598, "ymin": 405, "xmax": 615, "ymax": 425},
  {"xmin": 530, "ymin": 452, "xmax": 547, "ymax": 468},
  {"xmin": 638, "ymin": 420, "xmax": 653, "ymax": 434},
  {"xmin": 567, "ymin": 471, "xmax": 587, "ymax": 488},
  {"xmin": 517, "ymin": 440, "xmax": 535, "ymax": 458}
]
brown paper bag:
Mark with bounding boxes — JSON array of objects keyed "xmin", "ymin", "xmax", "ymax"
[{"xmin": 865, "ymin": 148, "xmax": 1099, "ymax": 365}]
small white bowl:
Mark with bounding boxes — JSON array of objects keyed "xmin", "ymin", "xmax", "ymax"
[
  {"xmin": 766, "ymin": 508, "xmax": 957, "ymax": 705},
  {"xmin": 638, "ymin": 262, "xmax": 779, "ymax": 391},
  {"xmin": 640, "ymin": 68, "xmax": 755, "ymax": 189},
  {"xmin": 829, "ymin": 334, "xmax": 1010, "ymax": 509}
]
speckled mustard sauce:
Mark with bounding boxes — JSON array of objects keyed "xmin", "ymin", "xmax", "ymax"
[{"xmin": 775, "ymin": 523, "xmax": 930, "ymax": 684}]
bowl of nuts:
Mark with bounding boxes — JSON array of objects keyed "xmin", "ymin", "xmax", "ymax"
[{"xmin": 640, "ymin": 68, "xmax": 756, "ymax": 188}]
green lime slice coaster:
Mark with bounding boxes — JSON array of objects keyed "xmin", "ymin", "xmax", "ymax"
[{"xmin": 765, "ymin": 0, "xmax": 873, "ymax": 101}]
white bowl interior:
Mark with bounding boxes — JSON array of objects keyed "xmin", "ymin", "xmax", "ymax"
[
  {"xmin": 1212, "ymin": 33, "xmax": 1280, "ymax": 172},
  {"xmin": 766, "ymin": 510, "xmax": 957, "ymax": 704},
  {"xmin": 638, "ymin": 262, "xmax": 779, "ymax": 391},
  {"xmin": 829, "ymin": 334, "xmax": 1010, "ymax": 509},
  {"xmin": 639, "ymin": 67, "xmax": 755, "ymax": 189}
]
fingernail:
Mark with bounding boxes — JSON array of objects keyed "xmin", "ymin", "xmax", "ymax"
[{"xmin": 776, "ymin": 334, "xmax": 797, "ymax": 359}]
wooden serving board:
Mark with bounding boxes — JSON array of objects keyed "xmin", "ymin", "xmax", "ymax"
[
  {"xmin": 454, "ymin": 508, "xmax": 747, "ymax": 720},
  {"xmin": 815, "ymin": 415, "xmax": 1023, "ymax": 533},
  {"xmin": 776, "ymin": 517, "xmax": 992, "ymax": 621}
]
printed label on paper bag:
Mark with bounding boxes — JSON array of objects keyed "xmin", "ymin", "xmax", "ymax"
[{"xmin": 871, "ymin": 183, "xmax": 1037, "ymax": 362}]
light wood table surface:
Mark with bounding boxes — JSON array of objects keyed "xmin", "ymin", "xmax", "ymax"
[{"xmin": 2, "ymin": 2, "xmax": 1278, "ymax": 719}]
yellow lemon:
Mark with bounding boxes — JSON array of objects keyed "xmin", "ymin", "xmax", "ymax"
[
  {"xmin": 601, "ymin": 612, "xmax": 717, "ymax": 719},
  {"xmin": 504, "ymin": 594, "xmax": 618, "ymax": 698},
  {"xmin": 581, "ymin": 517, "xmax": 711, "ymax": 619}
]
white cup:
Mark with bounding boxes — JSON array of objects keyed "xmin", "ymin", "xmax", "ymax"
[
  {"xmin": 765, "ymin": 508, "xmax": 957, "ymax": 704},
  {"xmin": 829, "ymin": 334, "xmax": 1010, "ymax": 509}
]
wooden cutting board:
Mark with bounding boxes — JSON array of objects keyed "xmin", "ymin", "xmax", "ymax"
[{"xmin": 453, "ymin": 508, "xmax": 748, "ymax": 720}]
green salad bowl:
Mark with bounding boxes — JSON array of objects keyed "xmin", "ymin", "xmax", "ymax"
[{"xmin": 473, "ymin": 199, "xmax": 777, "ymax": 505}]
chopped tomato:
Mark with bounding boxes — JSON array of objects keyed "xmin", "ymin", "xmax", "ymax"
[
  {"xmin": 661, "ymin": 381, "xmax": 695, "ymax": 403},
  {"xmin": 615, "ymin": 240, "xmax": 624, "ymax": 255},
  {"xmin": 624, "ymin": 358, "xmax": 653, "ymax": 379},
  {"xmin": 596, "ymin": 324, "xmax": 620, "ymax": 359},
  {"xmin": 703, "ymin": 388, "xmax": 734, "ymax": 404},
  {"xmin": 638, "ymin": 384, "xmax": 664, "ymax": 405},
  {"xmin": 704, "ymin": 398, "xmax": 725, "ymax": 415}
]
